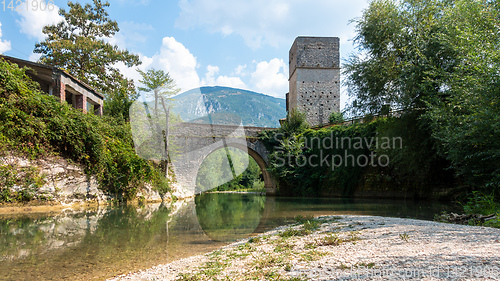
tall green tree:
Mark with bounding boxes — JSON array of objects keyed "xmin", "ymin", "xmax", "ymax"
[
  {"xmin": 344, "ymin": 0, "xmax": 456, "ymax": 115},
  {"xmin": 424, "ymin": 0, "xmax": 500, "ymax": 192},
  {"xmin": 103, "ymin": 75, "xmax": 138, "ymax": 122},
  {"xmin": 137, "ymin": 68, "xmax": 180, "ymax": 115},
  {"xmin": 345, "ymin": 0, "xmax": 500, "ymax": 194},
  {"xmin": 137, "ymin": 68, "xmax": 180, "ymax": 176},
  {"xmin": 33, "ymin": 0, "xmax": 140, "ymax": 96}
]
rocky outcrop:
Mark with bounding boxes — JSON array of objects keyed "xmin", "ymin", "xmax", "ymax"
[{"xmin": 0, "ymin": 154, "xmax": 168, "ymax": 204}]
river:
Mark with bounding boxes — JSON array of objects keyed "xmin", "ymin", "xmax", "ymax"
[{"xmin": 0, "ymin": 193, "xmax": 460, "ymax": 280}]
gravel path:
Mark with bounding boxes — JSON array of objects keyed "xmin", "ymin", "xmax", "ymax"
[{"xmin": 108, "ymin": 215, "xmax": 500, "ymax": 280}]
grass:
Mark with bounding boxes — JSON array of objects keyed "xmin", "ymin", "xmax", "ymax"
[
  {"xmin": 299, "ymin": 249, "xmax": 325, "ymax": 262},
  {"xmin": 176, "ymin": 215, "xmax": 351, "ymax": 280},
  {"xmin": 278, "ymin": 215, "xmax": 323, "ymax": 238},
  {"xmin": 312, "ymin": 231, "xmax": 361, "ymax": 247},
  {"xmin": 252, "ymin": 254, "xmax": 286, "ymax": 269},
  {"xmin": 399, "ymin": 233, "xmax": 410, "ymax": 242}
]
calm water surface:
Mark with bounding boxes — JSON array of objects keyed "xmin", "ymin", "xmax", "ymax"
[{"xmin": 0, "ymin": 194, "xmax": 460, "ymax": 280}]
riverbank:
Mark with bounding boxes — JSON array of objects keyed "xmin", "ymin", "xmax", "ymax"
[{"xmin": 109, "ymin": 215, "xmax": 500, "ymax": 280}]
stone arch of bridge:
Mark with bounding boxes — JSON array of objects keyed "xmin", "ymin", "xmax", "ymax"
[{"xmin": 194, "ymin": 141, "xmax": 275, "ymax": 193}]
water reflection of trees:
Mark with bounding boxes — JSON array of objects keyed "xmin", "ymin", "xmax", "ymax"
[{"xmin": 195, "ymin": 193, "xmax": 265, "ymax": 242}]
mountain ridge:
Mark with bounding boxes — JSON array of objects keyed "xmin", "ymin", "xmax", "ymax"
[{"xmin": 170, "ymin": 86, "xmax": 286, "ymax": 128}]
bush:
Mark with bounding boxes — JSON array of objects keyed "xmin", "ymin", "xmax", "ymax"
[
  {"xmin": 462, "ymin": 191, "xmax": 500, "ymax": 216},
  {"xmin": 328, "ymin": 112, "xmax": 344, "ymax": 124},
  {"xmin": 261, "ymin": 113, "xmax": 456, "ymax": 198},
  {"xmin": 281, "ymin": 108, "xmax": 309, "ymax": 136}
]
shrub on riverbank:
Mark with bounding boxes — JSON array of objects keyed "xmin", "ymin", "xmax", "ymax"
[
  {"xmin": 0, "ymin": 58, "xmax": 168, "ymax": 202},
  {"xmin": 260, "ymin": 111, "xmax": 455, "ymax": 199}
]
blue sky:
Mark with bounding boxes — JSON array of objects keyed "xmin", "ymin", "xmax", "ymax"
[{"xmin": 0, "ymin": 0, "xmax": 370, "ymax": 107}]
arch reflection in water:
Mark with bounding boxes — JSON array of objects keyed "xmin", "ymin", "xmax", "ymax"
[{"xmin": 195, "ymin": 193, "xmax": 265, "ymax": 242}]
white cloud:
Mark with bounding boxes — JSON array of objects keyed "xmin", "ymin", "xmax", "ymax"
[
  {"xmin": 201, "ymin": 65, "xmax": 246, "ymax": 89},
  {"xmin": 202, "ymin": 65, "xmax": 220, "ymax": 85},
  {"xmin": 234, "ymin": 64, "xmax": 247, "ymax": 76},
  {"xmin": 0, "ymin": 22, "xmax": 12, "ymax": 54},
  {"xmin": 117, "ymin": 37, "xmax": 201, "ymax": 92},
  {"xmin": 16, "ymin": 0, "xmax": 64, "ymax": 41},
  {"xmin": 250, "ymin": 58, "xmax": 288, "ymax": 98},
  {"xmin": 175, "ymin": 0, "xmax": 369, "ymax": 51},
  {"xmin": 28, "ymin": 52, "xmax": 42, "ymax": 62},
  {"xmin": 107, "ymin": 22, "xmax": 154, "ymax": 51}
]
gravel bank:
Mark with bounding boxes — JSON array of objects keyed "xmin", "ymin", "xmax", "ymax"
[{"xmin": 108, "ymin": 215, "xmax": 500, "ymax": 280}]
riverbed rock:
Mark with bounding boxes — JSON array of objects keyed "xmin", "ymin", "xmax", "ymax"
[{"xmin": 0, "ymin": 154, "xmax": 166, "ymax": 204}]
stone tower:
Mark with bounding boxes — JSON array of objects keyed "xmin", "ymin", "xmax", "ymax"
[{"xmin": 287, "ymin": 37, "xmax": 340, "ymax": 126}]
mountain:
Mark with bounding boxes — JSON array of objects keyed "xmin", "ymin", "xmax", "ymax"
[{"xmin": 170, "ymin": 86, "xmax": 286, "ymax": 128}]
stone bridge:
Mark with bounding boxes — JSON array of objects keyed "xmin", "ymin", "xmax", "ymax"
[{"xmin": 169, "ymin": 123, "xmax": 276, "ymax": 196}]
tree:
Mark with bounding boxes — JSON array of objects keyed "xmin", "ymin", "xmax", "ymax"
[
  {"xmin": 137, "ymin": 68, "xmax": 180, "ymax": 115},
  {"xmin": 103, "ymin": 76, "xmax": 138, "ymax": 122},
  {"xmin": 34, "ymin": 0, "xmax": 140, "ymax": 96},
  {"xmin": 424, "ymin": 0, "xmax": 500, "ymax": 193},
  {"xmin": 137, "ymin": 68, "xmax": 180, "ymax": 176},
  {"xmin": 280, "ymin": 108, "xmax": 309, "ymax": 137}
]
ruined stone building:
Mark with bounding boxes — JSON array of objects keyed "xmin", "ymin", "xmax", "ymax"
[
  {"xmin": 1, "ymin": 55, "xmax": 103, "ymax": 116},
  {"xmin": 287, "ymin": 37, "xmax": 340, "ymax": 127}
]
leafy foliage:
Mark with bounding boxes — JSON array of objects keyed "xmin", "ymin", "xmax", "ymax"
[
  {"xmin": 33, "ymin": 0, "xmax": 140, "ymax": 96},
  {"xmin": 261, "ymin": 115, "xmax": 455, "ymax": 198},
  {"xmin": 423, "ymin": 0, "xmax": 500, "ymax": 193},
  {"xmin": 196, "ymin": 147, "xmax": 264, "ymax": 192},
  {"xmin": 136, "ymin": 68, "xmax": 180, "ymax": 176},
  {"xmin": 344, "ymin": 0, "xmax": 500, "ymax": 203},
  {"xmin": 328, "ymin": 112, "xmax": 345, "ymax": 125},
  {"xmin": 344, "ymin": 0, "xmax": 456, "ymax": 115},
  {"xmin": 0, "ymin": 165, "xmax": 46, "ymax": 202},
  {"xmin": 104, "ymin": 78, "xmax": 138, "ymax": 122},
  {"xmin": 462, "ymin": 191, "xmax": 500, "ymax": 217},
  {"xmin": 0, "ymin": 58, "xmax": 167, "ymax": 202},
  {"xmin": 280, "ymin": 109, "xmax": 309, "ymax": 137}
]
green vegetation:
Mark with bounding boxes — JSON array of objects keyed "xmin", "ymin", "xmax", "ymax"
[
  {"xmin": 136, "ymin": 68, "xmax": 180, "ymax": 177},
  {"xmin": 399, "ymin": 233, "xmax": 410, "ymax": 243},
  {"xmin": 196, "ymin": 147, "xmax": 265, "ymax": 192},
  {"xmin": 261, "ymin": 112, "xmax": 454, "ymax": 198},
  {"xmin": 175, "ymin": 215, "xmax": 353, "ymax": 280},
  {"xmin": 328, "ymin": 111, "xmax": 344, "ymax": 125},
  {"xmin": 436, "ymin": 192, "xmax": 500, "ymax": 228},
  {"xmin": 278, "ymin": 215, "xmax": 322, "ymax": 238},
  {"xmin": 0, "ymin": 58, "xmax": 168, "ymax": 202},
  {"xmin": 0, "ymin": 165, "xmax": 46, "ymax": 202},
  {"xmin": 314, "ymin": 232, "xmax": 360, "ymax": 247},
  {"xmin": 341, "ymin": 0, "xmax": 499, "ymax": 210},
  {"xmin": 0, "ymin": 1, "xmax": 177, "ymax": 203}
]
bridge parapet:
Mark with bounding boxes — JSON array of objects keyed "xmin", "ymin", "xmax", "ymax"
[{"xmin": 170, "ymin": 122, "xmax": 275, "ymax": 138}]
